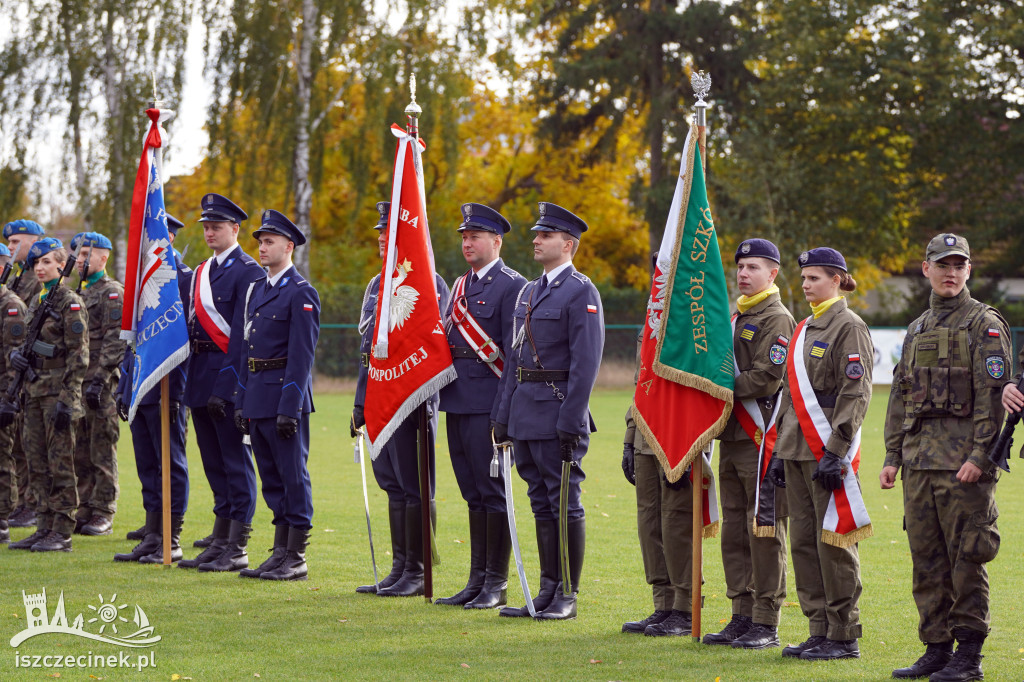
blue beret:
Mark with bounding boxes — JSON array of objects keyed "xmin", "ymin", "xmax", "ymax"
[
  {"xmin": 735, "ymin": 238, "xmax": 781, "ymax": 264},
  {"xmin": 70, "ymin": 231, "xmax": 113, "ymax": 251},
  {"xmin": 199, "ymin": 193, "xmax": 248, "ymax": 223},
  {"xmin": 166, "ymin": 213, "xmax": 184, "ymax": 235},
  {"xmin": 253, "ymin": 209, "xmax": 306, "ymax": 246},
  {"xmin": 531, "ymin": 202, "xmax": 588, "ymax": 240},
  {"xmin": 375, "ymin": 202, "xmax": 390, "ymax": 230},
  {"xmin": 3, "ymin": 219, "xmax": 45, "ymax": 239},
  {"xmin": 0, "ymin": 243, "xmax": 9, "ymax": 257},
  {"xmin": 458, "ymin": 203, "xmax": 510, "ymax": 235},
  {"xmin": 26, "ymin": 237, "xmax": 64, "ymax": 267},
  {"xmin": 798, "ymin": 247, "xmax": 847, "ymax": 272}
]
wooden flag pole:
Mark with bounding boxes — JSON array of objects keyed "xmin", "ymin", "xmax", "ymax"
[{"xmin": 160, "ymin": 376, "xmax": 172, "ymax": 566}]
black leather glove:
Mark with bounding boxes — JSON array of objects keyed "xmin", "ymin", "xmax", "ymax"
[
  {"xmin": 621, "ymin": 442, "xmax": 636, "ymax": 485},
  {"xmin": 664, "ymin": 466, "xmax": 691, "ymax": 491},
  {"xmin": 350, "ymin": 406, "xmax": 365, "ymax": 437},
  {"xmin": 9, "ymin": 349, "xmax": 29, "ymax": 373},
  {"xmin": 85, "ymin": 376, "xmax": 105, "ymax": 410},
  {"xmin": 169, "ymin": 400, "xmax": 180, "ymax": 420},
  {"xmin": 557, "ymin": 429, "xmax": 579, "ymax": 463},
  {"xmin": 207, "ymin": 395, "xmax": 228, "ymax": 421},
  {"xmin": 276, "ymin": 414, "xmax": 299, "ymax": 440},
  {"xmin": 234, "ymin": 409, "xmax": 249, "ymax": 435},
  {"xmin": 811, "ymin": 448, "xmax": 844, "ymax": 491},
  {"xmin": 492, "ymin": 421, "xmax": 509, "ymax": 444},
  {"xmin": 52, "ymin": 400, "xmax": 73, "ymax": 431},
  {"xmin": 0, "ymin": 400, "xmax": 18, "ymax": 428},
  {"xmin": 116, "ymin": 397, "xmax": 129, "ymax": 422},
  {"xmin": 766, "ymin": 456, "xmax": 786, "ymax": 488}
]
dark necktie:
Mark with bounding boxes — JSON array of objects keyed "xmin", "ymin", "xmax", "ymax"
[
  {"xmin": 264, "ymin": 280, "xmax": 272, "ymax": 294},
  {"xmin": 469, "ymin": 272, "xmax": 479, "ymax": 286},
  {"xmin": 536, "ymin": 274, "xmax": 548, "ymax": 298}
]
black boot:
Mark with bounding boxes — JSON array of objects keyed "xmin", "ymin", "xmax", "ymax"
[
  {"xmin": 9, "ymin": 527, "xmax": 48, "ymax": 550},
  {"xmin": 0, "ymin": 519, "xmax": 8, "ymax": 544},
  {"xmin": 125, "ymin": 523, "xmax": 147, "ymax": 541},
  {"xmin": 357, "ymin": 501, "xmax": 405, "ymax": 593},
  {"xmin": 261, "ymin": 527, "xmax": 310, "ymax": 581},
  {"xmin": 31, "ymin": 530, "xmax": 73, "ymax": 552},
  {"xmin": 893, "ymin": 641, "xmax": 953, "ymax": 679},
  {"xmin": 377, "ymin": 503, "xmax": 425, "ymax": 597},
  {"xmin": 645, "ymin": 610, "xmax": 692, "ymax": 636},
  {"xmin": 114, "ymin": 510, "xmax": 162, "ymax": 562},
  {"xmin": 929, "ymin": 629, "xmax": 985, "ymax": 682},
  {"xmin": 731, "ymin": 622, "xmax": 780, "ymax": 649},
  {"xmin": 192, "ymin": 516, "xmax": 230, "ymax": 548},
  {"xmin": 179, "ymin": 517, "xmax": 231, "ymax": 568},
  {"xmin": 466, "ymin": 512, "xmax": 511, "ymax": 609},
  {"xmin": 703, "ymin": 614, "xmax": 753, "ymax": 645},
  {"xmin": 623, "ymin": 610, "xmax": 672, "ymax": 634},
  {"xmin": 139, "ymin": 515, "xmax": 185, "ymax": 564},
  {"xmin": 782, "ymin": 634, "xmax": 827, "ymax": 658},
  {"xmin": 9, "ymin": 506, "xmax": 36, "ymax": 528},
  {"xmin": 500, "ymin": 519, "xmax": 559, "ymax": 617},
  {"xmin": 240, "ymin": 524, "xmax": 290, "ymax": 578},
  {"xmin": 436, "ymin": 511, "xmax": 487, "ymax": 606},
  {"xmin": 198, "ymin": 520, "xmax": 251, "ymax": 572},
  {"xmin": 535, "ymin": 518, "xmax": 584, "ymax": 620}
]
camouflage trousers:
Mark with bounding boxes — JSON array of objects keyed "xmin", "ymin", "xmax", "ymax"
[
  {"xmin": 23, "ymin": 395, "xmax": 78, "ymax": 535},
  {"xmin": 719, "ymin": 439, "xmax": 789, "ymax": 626},
  {"xmin": 12, "ymin": 414, "xmax": 33, "ymax": 510},
  {"xmin": 0, "ymin": 420, "xmax": 15, "ymax": 518},
  {"xmin": 903, "ymin": 468, "xmax": 998, "ymax": 642},
  {"xmin": 635, "ymin": 453, "xmax": 693, "ymax": 612},
  {"xmin": 74, "ymin": 383, "xmax": 120, "ymax": 519}
]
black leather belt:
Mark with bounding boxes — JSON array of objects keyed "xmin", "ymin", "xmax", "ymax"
[
  {"xmin": 449, "ymin": 346, "xmax": 479, "ymax": 359},
  {"xmin": 517, "ymin": 368, "xmax": 568, "ymax": 382},
  {"xmin": 248, "ymin": 357, "xmax": 288, "ymax": 373},
  {"xmin": 192, "ymin": 340, "xmax": 222, "ymax": 353}
]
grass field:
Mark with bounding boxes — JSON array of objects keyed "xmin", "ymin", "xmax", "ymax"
[{"xmin": 3, "ymin": 387, "xmax": 1024, "ymax": 681}]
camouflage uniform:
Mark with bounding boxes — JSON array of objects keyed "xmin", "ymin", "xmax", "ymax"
[
  {"xmin": 9, "ymin": 270, "xmax": 41, "ymax": 518},
  {"xmin": 884, "ymin": 287, "xmax": 1009, "ymax": 642},
  {"xmin": 20, "ymin": 284, "xmax": 89, "ymax": 535},
  {"xmin": 0, "ymin": 287, "xmax": 28, "ymax": 522},
  {"xmin": 74, "ymin": 272, "xmax": 127, "ymax": 522}
]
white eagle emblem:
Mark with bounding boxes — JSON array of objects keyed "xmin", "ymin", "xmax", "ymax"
[
  {"xmin": 647, "ymin": 269, "xmax": 669, "ymax": 339},
  {"xmin": 388, "ymin": 259, "xmax": 419, "ymax": 331},
  {"xmin": 139, "ymin": 236, "xmax": 175, "ymax": 311}
]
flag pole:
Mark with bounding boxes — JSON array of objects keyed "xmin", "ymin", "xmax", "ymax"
[
  {"xmin": 690, "ymin": 69, "xmax": 711, "ymax": 641},
  {"xmin": 405, "ymin": 75, "xmax": 434, "ymax": 602}
]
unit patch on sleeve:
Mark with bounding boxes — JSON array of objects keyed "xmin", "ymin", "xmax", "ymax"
[
  {"xmin": 986, "ymin": 356, "xmax": 1006, "ymax": 379},
  {"xmin": 769, "ymin": 343, "xmax": 787, "ymax": 365},
  {"xmin": 845, "ymin": 353, "xmax": 865, "ymax": 379}
]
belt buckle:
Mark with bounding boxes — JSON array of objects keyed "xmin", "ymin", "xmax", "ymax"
[
  {"xmin": 516, "ymin": 366, "xmax": 524, "ymax": 382},
  {"xmin": 248, "ymin": 358, "xmax": 258, "ymax": 373}
]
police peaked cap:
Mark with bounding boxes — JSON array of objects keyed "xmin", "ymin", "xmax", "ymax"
[
  {"xmin": 735, "ymin": 238, "xmax": 781, "ymax": 264},
  {"xmin": 375, "ymin": 202, "xmax": 390, "ymax": 230},
  {"xmin": 70, "ymin": 231, "xmax": 113, "ymax": 251},
  {"xmin": 3, "ymin": 219, "xmax": 45, "ymax": 239},
  {"xmin": 199, "ymin": 193, "xmax": 248, "ymax": 224},
  {"xmin": 166, "ymin": 213, "xmax": 185, "ymax": 235},
  {"xmin": 458, "ymin": 203, "xmax": 511, "ymax": 235},
  {"xmin": 531, "ymin": 202, "xmax": 588, "ymax": 239},
  {"xmin": 253, "ymin": 209, "xmax": 306, "ymax": 246},
  {"xmin": 26, "ymin": 237, "xmax": 65, "ymax": 267},
  {"xmin": 798, "ymin": 246, "xmax": 847, "ymax": 272}
]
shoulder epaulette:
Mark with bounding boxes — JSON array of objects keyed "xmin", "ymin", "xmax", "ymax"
[
  {"xmin": 570, "ymin": 271, "xmax": 589, "ymax": 284},
  {"xmin": 501, "ymin": 266, "xmax": 520, "ymax": 280}
]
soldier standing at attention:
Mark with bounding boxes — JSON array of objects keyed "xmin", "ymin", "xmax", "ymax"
[
  {"xmin": 882, "ymin": 234, "xmax": 1009, "ymax": 682},
  {"xmin": 178, "ymin": 193, "xmax": 264, "ymax": 572},
  {"xmin": 0, "ymin": 243, "xmax": 27, "ymax": 544},
  {"xmin": 6, "ymin": 238, "xmax": 89, "ymax": 552},
  {"xmin": 232, "ymin": 210, "xmax": 320, "ymax": 581},
  {"xmin": 493, "ymin": 202, "xmax": 604, "ymax": 621},
  {"xmin": 70, "ymin": 232, "xmax": 127, "ymax": 537},
  {"xmin": 436, "ymin": 203, "xmax": 526, "ymax": 609},
  {"xmin": 704, "ymin": 239, "xmax": 794, "ymax": 648}
]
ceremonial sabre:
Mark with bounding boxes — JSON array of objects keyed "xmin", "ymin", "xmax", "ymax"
[
  {"xmin": 558, "ymin": 454, "xmax": 573, "ymax": 596},
  {"xmin": 498, "ymin": 435, "xmax": 535, "ymax": 617},
  {"xmin": 356, "ymin": 428, "xmax": 379, "ymax": 587}
]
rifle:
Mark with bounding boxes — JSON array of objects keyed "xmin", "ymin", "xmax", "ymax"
[
  {"xmin": 989, "ymin": 374, "xmax": 1024, "ymax": 473},
  {"xmin": 0, "ymin": 244, "xmax": 23, "ymax": 287},
  {"xmin": 75, "ymin": 243, "xmax": 93, "ymax": 293}
]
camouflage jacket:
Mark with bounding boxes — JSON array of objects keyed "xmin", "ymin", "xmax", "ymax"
[
  {"xmin": 775, "ymin": 298, "xmax": 874, "ymax": 461},
  {"xmin": 883, "ymin": 288, "xmax": 1011, "ymax": 472},
  {"xmin": 11, "ymin": 266, "xmax": 43, "ymax": 306},
  {"xmin": 719, "ymin": 292, "xmax": 796, "ymax": 442},
  {"xmin": 21, "ymin": 284, "xmax": 90, "ymax": 415},
  {"xmin": 0, "ymin": 286, "xmax": 28, "ymax": 394},
  {"xmin": 80, "ymin": 273, "xmax": 127, "ymax": 383}
]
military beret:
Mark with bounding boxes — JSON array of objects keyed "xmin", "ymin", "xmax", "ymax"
[
  {"xmin": 199, "ymin": 193, "xmax": 248, "ymax": 223},
  {"xmin": 375, "ymin": 202, "xmax": 390, "ymax": 230},
  {"xmin": 26, "ymin": 237, "xmax": 64, "ymax": 267},
  {"xmin": 0, "ymin": 243, "xmax": 9, "ymax": 257},
  {"xmin": 798, "ymin": 247, "xmax": 847, "ymax": 272},
  {"xmin": 735, "ymin": 238, "xmax": 781, "ymax": 264},
  {"xmin": 253, "ymin": 209, "xmax": 306, "ymax": 246},
  {"xmin": 3, "ymin": 219, "xmax": 45, "ymax": 239},
  {"xmin": 926, "ymin": 233, "xmax": 970, "ymax": 261},
  {"xmin": 531, "ymin": 202, "xmax": 588, "ymax": 239},
  {"xmin": 70, "ymin": 231, "xmax": 113, "ymax": 251},
  {"xmin": 166, "ymin": 213, "xmax": 184, "ymax": 235},
  {"xmin": 458, "ymin": 203, "xmax": 511, "ymax": 235}
]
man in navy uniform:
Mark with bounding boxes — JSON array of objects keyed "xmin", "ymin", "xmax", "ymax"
[
  {"xmin": 179, "ymin": 193, "xmax": 264, "ymax": 572},
  {"xmin": 351, "ymin": 202, "xmax": 451, "ymax": 598},
  {"xmin": 114, "ymin": 214, "xmax": 192, "ymax": 563},
  {"xmin": 436, "ymin": 203, "xmax": 526, "ymax": 609},
  {"xmin": 494, "ymin": 202, "xmax": 605, "ymax": 620},
  {"xmin": 232, "ymin": 209, "xmax": 320, "ymax": 581}
]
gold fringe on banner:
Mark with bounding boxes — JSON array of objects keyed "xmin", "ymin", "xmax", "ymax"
[{"xmin": 821, "ymin": 524, "xmax": 873, "ymax": 548}]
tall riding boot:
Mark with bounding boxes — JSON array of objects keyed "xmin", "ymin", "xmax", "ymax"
[
  {"xmin": 179, "ymin": 516, "xmax": 231, "ymax": 568},
  {"xmin": 356, "ymin": 501, "xmax": 405, "ymax": 593},
  {"xmin": 139, "ymin": 515, "xmax": 185, "ymax": 564},
  {"xmin": 500, "ymin": 518, "xmax": 560, "ymax": 617},
  {"xmin": 377, "ymin": 502, "xmax": 425, "ymax": 597},
  {"xmin": 536, "ymin": 517, "xmax": 585, "ymax": 620},
  {"xmin": 261, "ymin": 527, "xmax": 310, "ymax": 581},
  {"xmin": 240, "ymin": 524, "xmax": 290, "ymax": 578},
  {"xmin": 929, "ymin": 628, "xmax": 986, "ymax": 682},
  {"xmin": 466, "ymin": 512, "xmax": 511, "ymax": 609},
  {"xmin": 114, "ymin": 510, "xmax": 162, "ymax": 562},
  {"xmin": 197, "ymin": 520, "xmax": 251, "ymax": 572},
  {"xmin": 436, "ymin": 510, "xmax": 487, "ymax": 606}
]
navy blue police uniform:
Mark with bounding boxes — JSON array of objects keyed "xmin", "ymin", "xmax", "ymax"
[
  {"xmin": 180, "ymin": 193, "xmax": 264, "ymax": 571},
  {"xmin": 435, "ymin": 203, "xmax": 526, "ymax": 608},
  {"xmin": 494, "ymin": 202, "xmax": 604, "ymax": 620}
]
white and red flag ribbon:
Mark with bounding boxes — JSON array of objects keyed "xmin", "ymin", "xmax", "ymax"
[{"xmin": 192, "ymin": 258, "xmax": 231, "ymax": 352}]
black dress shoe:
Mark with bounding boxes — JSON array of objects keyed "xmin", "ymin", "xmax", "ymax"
[
  {"xmin": 732, "ymin": 623, "xmax": 780, "ymax": 649},
  {"xmin": 644, "ymin": 610, "xmax": 692, "ymax": 637},
  {"xmin": 623, "ymin": 609, "xmax": 671, "ymax": 634},
  {"xmin": 703, "ymin": 614, "xmax": 752, "ymax": 645},
  {"xmin": 800, "ymin": 638, "xmax": 860, "ymax": 660},
  {"xmin": 782, "ymin": 635, "xmax": 827, "ymax": 658},
  {"xmin": 892, "ymin": 642, "xmax": 953, "ymax": 679}
]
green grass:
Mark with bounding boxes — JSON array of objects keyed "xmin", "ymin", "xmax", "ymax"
[{"xmin": 3, "ymin": 388, "xmax": 1023, "ymax": 680}]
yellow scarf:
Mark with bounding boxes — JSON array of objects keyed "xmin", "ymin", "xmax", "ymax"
[
  {"xmin": 736, "ymin": 284, "xmax": 779, "ymax": 314},
  {"xmin": 811, "ymin": 295, "xmax": 843, "ymax": 319}
]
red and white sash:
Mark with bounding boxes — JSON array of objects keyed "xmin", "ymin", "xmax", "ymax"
[
  {"xmin": 193, "ymin": 258, "xmax": 231, "ymax": 352},
  {"xmin": 449, "ymin": 272, "xmax": 503, "ymax": 378},
  {"xmin": 787, "ymin": 317, "xmax": 872, "ymax": 547}
]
